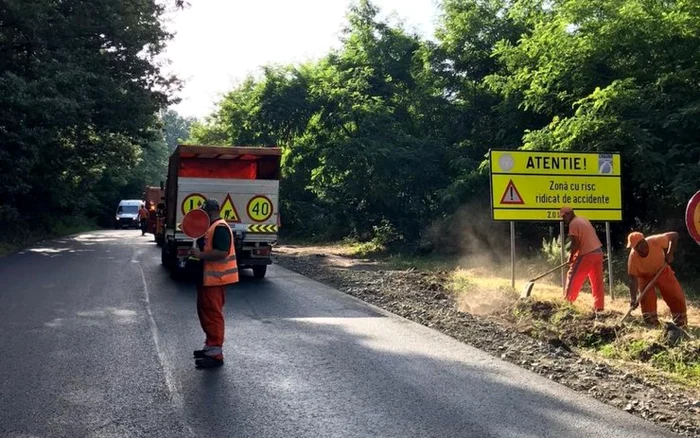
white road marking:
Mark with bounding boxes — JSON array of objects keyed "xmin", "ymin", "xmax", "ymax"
[{"xmin": 138, "ymin": 260, "xmax": 194, "ymax": 437}]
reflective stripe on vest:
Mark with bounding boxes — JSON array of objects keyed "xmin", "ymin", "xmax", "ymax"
[
  {"xmin": 204, "ymin": 267, "xmax": 239, "ymax": 279},
  {"xmin": 203, "ymin": 219, "xmax": 239, "ymax": 286}
]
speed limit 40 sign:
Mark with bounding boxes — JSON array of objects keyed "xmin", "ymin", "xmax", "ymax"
[{"xmin": 247, "ymin": 195, "xmax": 273, "ymax": 222}]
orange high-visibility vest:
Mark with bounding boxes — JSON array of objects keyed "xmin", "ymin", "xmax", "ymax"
[{"xmin": 202, "ymin": 219, "xmax": 239, "ymax": 286}]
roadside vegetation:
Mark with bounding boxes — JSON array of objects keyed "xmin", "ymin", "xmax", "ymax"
[
  {"xmin": 190, "ymin": 0, "xmax": 700, "ymax": 286},
  {"xmin": 0, "ymin": 1, "xmax": 193, "ymax": 247}
]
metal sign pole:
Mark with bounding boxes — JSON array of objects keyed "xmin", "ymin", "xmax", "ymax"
[
  {"xmin": 606, "ymin": 222, "xmax": 614, "ymax": 300},
  {"xmin": 560, "ymin": 221, "xmax": 566, "ymax": 295},
  {"xmin": 510, "ymin": 221, "xmax": 515, "ymax": 289}
]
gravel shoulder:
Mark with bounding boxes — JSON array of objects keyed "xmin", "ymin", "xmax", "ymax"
[{"xmin": 274, "ymin": 245, "xmax": 700, "ymax": 437}]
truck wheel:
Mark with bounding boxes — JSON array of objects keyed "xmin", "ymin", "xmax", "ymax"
[
  {"xmin": 162, "ymin": 244, "xmax": 176, "ymax": 269},
  {"xmin": 253, "ymin": 265, "xmax": 267, "ymax": 279},
  {"xmin": 161, "ymin": 245, "xmax": 169, "ymax": 267}
]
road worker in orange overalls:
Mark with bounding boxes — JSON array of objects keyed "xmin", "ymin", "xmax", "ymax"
[
  {"xmin": 137, "ymin": 204, "xmax": 149, "ymax": 236},
  {"xmin": 190, "ymin": 199, "xmax": 239, "ymax": 369},
  {"xmin": 627, "ymin": 231, "xmax": 687, "ymax": 327},
  {"xmin": 560, "ymin": 207, "xmax": 606, "ymax": 312}
]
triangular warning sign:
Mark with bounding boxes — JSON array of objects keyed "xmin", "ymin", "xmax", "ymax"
[
  {"xmin": 500, "ymin": 180, "xmax": 524, "ymax": 205},
  {"xmin": 220, "ymin": 194, "xmax": 241, "ymax": 223}
]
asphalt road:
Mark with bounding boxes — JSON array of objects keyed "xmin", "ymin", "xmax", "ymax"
[{"xmin": 0, "ymin": 230, "xmax": 677, "ymax": 438}]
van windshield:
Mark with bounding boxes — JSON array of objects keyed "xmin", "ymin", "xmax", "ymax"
[{"xmin": 118, "ymin": 205, "xmax": 138, "ymax": 214}]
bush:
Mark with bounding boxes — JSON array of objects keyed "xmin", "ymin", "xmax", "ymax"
[{"xmin": 541, "ymin": 236, "xmax": 570, "ymax": 266}]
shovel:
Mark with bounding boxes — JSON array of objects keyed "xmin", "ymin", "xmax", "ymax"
[
  {"xmin": 521, "ymin": 261, "xmax": 570, "ymax": 298},
  {"xmin": 618, "ymin": 262, "xmax": 667, "ymax": 326}
]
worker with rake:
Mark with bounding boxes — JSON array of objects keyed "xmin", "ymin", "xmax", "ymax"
[
  {"xmin": 627, "ymin": 231, "xmax": 687, "ymax": 327},
  {"xmin": 560, "ymin": 207, "xmax": 606, "ymax": 312}
]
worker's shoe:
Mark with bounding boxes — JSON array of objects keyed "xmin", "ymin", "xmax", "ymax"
[
  {"xmin": 586, "ymin": 309, "xmax": 605, "ymax": 320},
  {"xmin": 195, "ymin": 356, "xmax": 224, "ymax": 369},
  {"xmin": 193, "ymin": 346, "xmax": 222, "ymax": 359}
]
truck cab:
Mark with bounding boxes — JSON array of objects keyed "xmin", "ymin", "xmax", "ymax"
[{"xmin": 161, "ymin": 145, "xmax": 281, "ymax": 279}]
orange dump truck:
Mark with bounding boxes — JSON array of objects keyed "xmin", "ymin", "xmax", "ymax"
[{"xmin": 160, "ymin": 145, "xmax": 281, "ymax": 278}]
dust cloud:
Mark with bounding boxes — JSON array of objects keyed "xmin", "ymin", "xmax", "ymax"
[
  {"xmin": 424, "ymin": 202, "xmax": 510, "ymax": 265},
  {"xmin": 424, "ymin": 203, "xmax": 558, "ymax": 316}
]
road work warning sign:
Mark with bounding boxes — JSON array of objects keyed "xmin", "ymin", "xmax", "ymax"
[{"xmin": 489, "ymin": 150, "xmax": 622, "ymax": 221}]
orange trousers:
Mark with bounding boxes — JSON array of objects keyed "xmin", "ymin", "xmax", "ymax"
[
  {"xmin": 565, "ymin": 251, "xmax": 605, "ymax": 311},
  {"xmin": 197, "ymin": 285, "xmax": 226, "ymax": 359},
  {"xmin": 638, "ymin": 266, "xmax": 687, "ymax": 327}
]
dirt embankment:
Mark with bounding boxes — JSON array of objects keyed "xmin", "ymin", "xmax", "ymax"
[{"xmin": 274, "ymin": 246, "xmax": 700, "ymax": 437}]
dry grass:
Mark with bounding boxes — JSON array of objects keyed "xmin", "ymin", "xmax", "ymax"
[
  {"xmin": 447, "ymin": 258, "xmax": 700, "ymax": 328},
  {"xmin": 277, "ymin": 241, "xmax": 700, "ymax": 326},
  {"xmin": 448, "ymin": 261, "xmax": 700, "ymax": 387}
]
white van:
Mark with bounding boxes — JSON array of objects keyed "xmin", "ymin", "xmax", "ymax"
[{"xmin": 115, "ymin": 200, "xmax": 143, "ymax": 229}]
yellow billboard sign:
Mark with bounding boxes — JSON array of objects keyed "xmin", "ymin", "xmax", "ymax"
[{"xmin": 489, "ymin": 150, "xmax": 622, "ymax": 221}]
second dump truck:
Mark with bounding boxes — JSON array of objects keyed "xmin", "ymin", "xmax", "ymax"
[{"xmin": 159, "ymin": 145, "xmax": 281, "ymax": 278}]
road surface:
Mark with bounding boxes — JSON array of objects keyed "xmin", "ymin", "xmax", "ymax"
[{"xmin": 0, "ymin": 230, "xmax": 676, "ymax": 438}]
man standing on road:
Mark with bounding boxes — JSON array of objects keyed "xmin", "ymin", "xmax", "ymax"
[
  {"xmin": 626, "ymin": 231, "xmax": 687, "ymax": 327},
  {"xmin": 190, "ymin": 199, "xmax": 239, "ymax": 369},
  {"xmin": 560, "ymin": 207, "xmax": 605, "ymax": 312},
  {"xmin": 138, "ymin": 204, "xmax": 149, "ymax": 236}
]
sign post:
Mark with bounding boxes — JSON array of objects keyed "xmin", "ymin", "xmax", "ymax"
[
  {"xmin": 489, "ymin": 150, "xmax": 623, "ymax": 294},
  {"xmin": 560, "ymin": 222, "xmax": 566, "ymax": 295},
  {"xmin": 605, "ymin": 222, "xmax": 614, "ymax": 300},
  {"xmin": 510, "ymin": 221, "xmax": 515, "ymax": 289}
]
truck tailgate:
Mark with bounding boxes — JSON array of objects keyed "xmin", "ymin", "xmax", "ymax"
[{"xmin": 176, "ymin": 177, "xmax": 279, "ymax": 236}]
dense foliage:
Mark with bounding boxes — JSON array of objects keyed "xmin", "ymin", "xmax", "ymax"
[
  {"xmin": 0, "ymin": 0, "xmax": 179, "ymax": 238},
  {"xmin": 2, "ymin": 0, "xmax": 698, "ymax": 275},
  {"xmin": 190, "ymin": 0, "xmax": 700, "ymax": 272}
]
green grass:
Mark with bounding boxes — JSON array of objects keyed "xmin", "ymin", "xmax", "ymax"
[
  {"xmin": 449, "ymin": 274, "xmax": 477, "ymax": 293},
  {"xmin": 596, "ymin": 336, "xmax": 700, "ymax": 386},
  {"xmin": 348, "ymin": 240, "xmax": 386, "ymax": 258}
]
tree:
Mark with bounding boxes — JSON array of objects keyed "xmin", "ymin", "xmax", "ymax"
[
  {"xmin": 162, "ymin": 109, "xmax": 196, "ymax": 151},
  {"xmin": 191, "ymin": 0, "xmax": 454, "ymax": 241},
  {"xmin": 0, "ymin": 0, "xmax": 178, "ymax": 237},
  {"xmin": 487, "ymin": 0, "xmax": 700, "ymax": 268},
  {"xmin": 489, "ymin": 0, "xmax": 700, "ymax": 222}
]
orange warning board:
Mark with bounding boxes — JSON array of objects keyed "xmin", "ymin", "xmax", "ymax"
[
  {"xmin": 220, "ymin": 194, "xmax": 241, "ymax": 223},
  {"xmin": 500, "ymin": 180, "xmax": 524, "ymax": 205}
]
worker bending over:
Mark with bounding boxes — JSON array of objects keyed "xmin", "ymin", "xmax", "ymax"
[
  {"xmin": 560, "ymin": 207, "xmax": 605, "ymax": 311},
  {"xmin": 627, "ymin": 231, "xmax": 687, "ymax": 327}
]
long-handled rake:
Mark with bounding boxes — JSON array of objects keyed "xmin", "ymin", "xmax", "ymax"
[
  {"xmin": 521, "ymin": 261, "xmax": 570, "ymax": 298},
  {"xmin": 618, "ymin": 262, "xmax": 667, "ymax": 326}
]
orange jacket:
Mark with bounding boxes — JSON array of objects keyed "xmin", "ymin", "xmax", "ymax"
[{"xmin": 202, "ymin": 219, "xmax": 239, "ymax": 286}]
